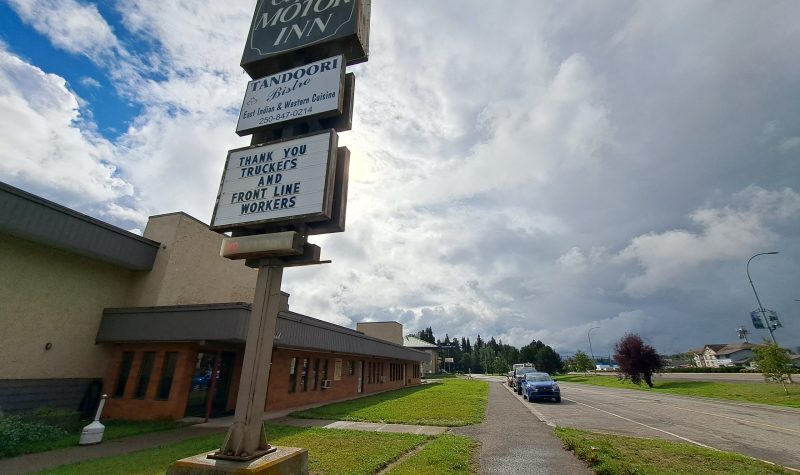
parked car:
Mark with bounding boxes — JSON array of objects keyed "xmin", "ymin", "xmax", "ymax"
[
  {"xmin": 521, "ymin": 372, "xmax": 561, "ymax": 402},
  {"xmin": 513, "ymin": 367, "xmax": 538, "ymax": 394}
]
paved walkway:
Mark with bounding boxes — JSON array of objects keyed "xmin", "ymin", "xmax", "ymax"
[{"xmin": 452, "ymin": 380, "xmax": 592, "ymax": 474}]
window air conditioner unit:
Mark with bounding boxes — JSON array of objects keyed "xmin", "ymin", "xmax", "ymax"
[
  {"xmin": 321, "ymin": 380, "xmax": 331, "ymax": 389},
  {"xmin": 380, "ymin": 376, "xmax": 387, "ymax": 383}
]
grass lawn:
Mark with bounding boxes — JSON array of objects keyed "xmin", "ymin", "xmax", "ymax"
[
  {"xmin": 385, "ymin": 434, "xmax": 477, "ymax": 475},
  {"xmin": 37, "ymin": 425, "xmax": 428, "ymax": 475},
  {"xmin": 556, "ymin": 374, "xmax": 800, "ymax": 408},
  {"xmin": 0, "ymin": 419, "xmax": 187, "ymax": 459},
  {"xmin": 290, "ymin": 377, "xmax": 488, "ymax": 426},
  {"xmin": 555, "ymin": 427, "xmax": 792, "ymax": 474}
]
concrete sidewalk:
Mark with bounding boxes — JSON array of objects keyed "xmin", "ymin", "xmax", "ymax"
[
  {"xmin": 0, "ymin": 415, "xmax": 447, "ymax": 474},
  {"xmin": 451, "ymin": 380, "xmax": 592, "ymax": 474}
]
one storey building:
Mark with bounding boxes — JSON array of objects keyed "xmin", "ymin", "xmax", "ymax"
[{"xmin": 0, "ymin": 182, "xmax": 427, "ymax": 420}]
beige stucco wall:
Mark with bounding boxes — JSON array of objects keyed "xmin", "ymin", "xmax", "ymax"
[
  {"xmin": 356, "ymin": 322, "xmax": 403, "ymax": 345},
  {"xmin": 0, "ymin": 234, "xmax": 130, "ymax": 379},
  {"xmin": 126, "ymin": 213, "xmax": 258, "ymax": 307}
]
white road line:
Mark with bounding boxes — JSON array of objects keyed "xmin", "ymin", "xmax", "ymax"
[
  {"xmin": 563, "ymin": 397, "xmax": 716, "ymax": 449},
  {"xmin": 564, "ymin": 385, "xmax": 800, "ymax": 436},
  {"xmin": 565, "ymin": 383, "xmax": 800, "ymax": 414}
]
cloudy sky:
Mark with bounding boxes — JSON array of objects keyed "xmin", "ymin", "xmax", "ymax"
[{"xmin": 2, "ymin": 0, "xmax": 798, "ymax": 356}]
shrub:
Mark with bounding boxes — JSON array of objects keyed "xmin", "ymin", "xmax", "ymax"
[
  {"xmin": 21, "ymin": 408, "xmax": 83, "ymax": 432},
  {"xmin": 0, "ymin": 414, "xmax": 69, "ymax": 458}
]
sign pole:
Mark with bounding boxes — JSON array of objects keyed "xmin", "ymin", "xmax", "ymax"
[{"xmin": 211, "ymin": 262, "xmax": 284, "ymax": 460}]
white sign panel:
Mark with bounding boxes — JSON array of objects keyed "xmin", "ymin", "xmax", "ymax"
[
  {"xmin": 236, "ymin": 55, "xmax": 344, "ymax": 135},
  {"xmin": 211, "ymin": 131, "xmax": 337, "ymax": 230}
]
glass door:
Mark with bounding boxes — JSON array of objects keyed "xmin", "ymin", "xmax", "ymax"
[
  {"xmin": 209, "ymin": 351, "xmax": 235, "ymax": 418},
  {"xmin": 185, "ymin": 352, "xmax": 216, "ymax": 418}
]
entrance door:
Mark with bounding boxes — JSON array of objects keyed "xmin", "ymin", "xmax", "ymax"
[
  {"xmin": 185, "ymin": 352, "xmax": 215, "ymax": 418},
  {"xmin": 357, "ymin": 361, "xmax": 363, "ymax": 393},
  {"xmin": 185, "ymin": 351, "xmax": 235, "ymax": 419},
  {"xmin": 209, "ymin": 351, "xmax": 235, "ymax": 418}
]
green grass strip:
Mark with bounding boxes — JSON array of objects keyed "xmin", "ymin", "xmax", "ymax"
[
  {"xmin": 36, "ymin": 424, "xmax": 427, "ymax": 475},
  {"xmin": 385, "ymin": 434, "xmax": 477, "ymax": 475},
  {"xmin": 556, "ymin": 374, "xmax": 800, "ymax": 408},
  {"xmin": 291, "ymin": 377, "xmax": 488, "ymax": 426},
  {"xmin": 555, "ymin": 427, "xmax": 792, "ymax": 474}
]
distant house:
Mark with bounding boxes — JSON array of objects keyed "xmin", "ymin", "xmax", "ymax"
[
  {"xmin": 355, "ymin": 323, "xmax": 441, "ymax": 375},
  {"xmin": 688, "ymin": 343, "xmax": 757, "ymax": 368},
  {"xmin": 402, "ymin": 336, "xmax": 440, "ymax": 374}
]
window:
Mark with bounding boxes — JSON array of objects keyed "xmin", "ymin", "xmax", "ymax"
[
  {"xmin": 288, "ymin": 357, "xmax": 297, "ymax": 393},
  {"xmin": 156, "ymin": 352, "xmax": 178, "ymax": 400},
  {"xmin": 312, "ymin": 358, "xmax": 320, "ymax": 390},
  {"xmin": 321, "ymin": 359, "xmax": 329, "ymax": 382},
  {"xmin": 134, "ymin": 351, "xmax": 156, "ymax": 399},
  {"xmin": 334, "ymin": 359, "xmax": 342, "ymax": 381},
  {"xmin": 348, "ymin": 360, "xmax": 355, "ymax": 376},
  {"xmin": 300, "ymin": 358, "xmax": 309, "ymax": 392},
  {"xmin": 113, "ymin": 351, "xmax": 134, "ymax": 398}
]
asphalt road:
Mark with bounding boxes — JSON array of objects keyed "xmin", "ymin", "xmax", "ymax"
[{"xmin": 516, "ymin": 381, "xmax": 800, "ymax": 470}]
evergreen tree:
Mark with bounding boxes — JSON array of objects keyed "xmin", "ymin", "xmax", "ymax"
[
  {"xmin": 488, "ymin": 336, "xmax": 498, "ymax": 351},
  {"xmin": 416, "ymin": 327, "xmax": 436, "ymax": 344}
]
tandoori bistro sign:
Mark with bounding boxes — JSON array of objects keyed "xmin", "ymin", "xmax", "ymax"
[
  {"xmin": 241, "ymin": 0, "xmax": 370, "ymax": 78},
  {"xmin": 236, "ymin": 55, "xmax": 344, "ymax": 136},
  {"xmin": 211, "ymin": 130, "xmax": 338, "ymax": 230}
]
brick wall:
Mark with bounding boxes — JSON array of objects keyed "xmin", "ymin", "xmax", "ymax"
[
  {"xmin": 265, "ymin": 348, "xmax": 421, "ymax": 411},
  {"xmin": 102, "ymin": 343, "xmax": 422, "ymax": 420},
  {"xmin": 102, "ymin": 343, "xmax": 198, "ymax": 420}
]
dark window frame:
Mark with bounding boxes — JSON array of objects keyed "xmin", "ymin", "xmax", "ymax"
[
  {"xmin": 156, "ymin": 352, "xmax": 179, "ymax": 400},
  {"xmin": 300, "ymin": 358, "xmax": 309, "ymax": 392},
  {"xmin": 134, "ymin": 351, "xmax": 156, "ymax": 399},
  {"xmin": 288, "ymin": 357, "xmax": 297, "ymax": 393},
  {"xmin": 113, "ymin": 351, "xmax": 135, "ymax": 398}
]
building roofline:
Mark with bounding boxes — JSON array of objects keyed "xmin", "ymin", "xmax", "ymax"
[
  {"xmin": 1, "ymin": 181, "xmax": 160, "ymax": 270},
  {"xmin": 148, "ymin": 211, "xmax": 212, "ymax": 229}
]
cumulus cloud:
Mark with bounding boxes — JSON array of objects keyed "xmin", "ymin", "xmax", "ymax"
[
  {"xmin": 7, "ymin": 0, "xmax": 121, "ymax": 62},
  {"xmin": 618, "ymin": 187, "xmax": 800, "ymax": 297},
  {"xmin": 79, "ymin": 76, "xmax": 101, "ymax": 88},
  {"xmin": 0, "ymin": 46, "xmax": 132, "ymax": 207}
]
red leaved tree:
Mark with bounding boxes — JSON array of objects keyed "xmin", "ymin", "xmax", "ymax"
[{"xmin": 614, "ymin": 333, "xmax": 663, "ymax": 387}]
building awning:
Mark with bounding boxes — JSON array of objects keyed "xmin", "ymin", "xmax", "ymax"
[{"xmin": 97, "ymin": 303, "xmax": 428, "ymax": 363}]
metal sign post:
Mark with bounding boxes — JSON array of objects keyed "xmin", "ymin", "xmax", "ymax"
[{"xmin": 211, "ymin": 263, "xmax": 283, "ymax": 460}]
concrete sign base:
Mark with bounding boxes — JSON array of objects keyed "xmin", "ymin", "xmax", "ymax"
[{"xmin": 167, "ymin": 447, "xmax": 308, "ymax": 475}]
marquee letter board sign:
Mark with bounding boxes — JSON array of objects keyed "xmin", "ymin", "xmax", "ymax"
[
  {"xmin": 241, "ymin": 0, "xmax": 370, "ymax": 78},
  {"xmin": 211, "ymin": 130, "xmax": 338, "ymax": 231},
  {"xmin": 237, "ymin": 55, "xmax": 345, "ymax": 136}
]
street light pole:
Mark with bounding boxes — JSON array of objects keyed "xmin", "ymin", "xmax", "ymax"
[
  {"xmin": 588, "ymin": 326, "xmax": 600, "ymax": 371},
  {"xmin": 747, "ymin": 252, "xmax": 779, "ymax": 344}
]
